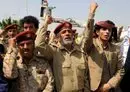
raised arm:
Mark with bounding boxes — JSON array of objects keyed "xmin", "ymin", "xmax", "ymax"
[
  {"xmin": 35, "ymin": 15, "xmax": 52, "ymax": 47},
  {"xmin": 35, "ymin": 15, "xmax": 53, "ymax": 61},
  {"xmin": 3, "ymin": 38, "xmax": 18, "ymax": 79},
  {"xmin": 81, "ymin": 2, "xmax": 98, "ymax": 52}
]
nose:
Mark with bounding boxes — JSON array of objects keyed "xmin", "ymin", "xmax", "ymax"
[
  {"xmin": 9, "ymin": 32, "xmax": 14, "ymax": 38},
  {"xmin": 65, "ymin": 30, "xmax": 71, "ymax": 36},
  {"xmin": 26, "ymin": 27, "xmax": 30, "ymax": 31},
  {"xmin": 105, "ymin": 29, "xmax": 110, "ymax": 33},
  {"xmin": 11, "ymin": 32, "xmax": 16, "ymax": 35},
  {"xmin": 23, "ymin": 43, "xmax": 28, "ymax": 48},
  {"xmin": 10, "ymin": 31, "xmax": 13, "ymax": 34}
]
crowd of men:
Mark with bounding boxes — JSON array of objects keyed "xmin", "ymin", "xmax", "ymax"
[{"xmin": 0, "ymin": 1, "xmax": 129, "ymax": 92}]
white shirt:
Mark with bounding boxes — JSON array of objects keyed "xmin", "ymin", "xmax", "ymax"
[{"xmin": 121, "ymin": 27, "xmax": 130, "ymax": 65}]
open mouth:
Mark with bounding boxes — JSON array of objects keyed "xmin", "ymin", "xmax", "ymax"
[
  {"xmin": 24, "ymin": 51, "xmax": 29, "ymax": 54},
  {"xmin": 24, "ymin": 50, "xmax": 30, "ymax": 54},
  {"xmin": 104, "ymin": 35, "xmax": 109, "ymax": 37},
  {"xmin": 64, "ymin": 37, "xmax": 71, "ymax": 40}
]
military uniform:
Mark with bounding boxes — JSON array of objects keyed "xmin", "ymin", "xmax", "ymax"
[
  {"xmin": 0, "ymin": 24, "xmax": 19, "ymax": 92},
  {"xmin": 88, "ymin": 33, "xmax": 124, "ymax": 91},
  {"xmin": 35, "ymin": 14, "xmax": 94, "ymax": 91},
  {"xmin": 3, "ymin": 31, "xmax": 54, "ymax": 92},
  {"xmin": 0, "ymin": 24, "xmax": 19, "ymax": 53},
  {"xmin": 35, "ymin": 42, "xmax": 90, "ymax": 92}
]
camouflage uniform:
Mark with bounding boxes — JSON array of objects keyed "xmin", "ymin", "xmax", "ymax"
[
  {"xmin": 0, "ymin": 24, "xmax": 19, "ymax": 92},
  {"xmin": 3, "ymin": 46, "xmax": 54, "ymax": 92}
]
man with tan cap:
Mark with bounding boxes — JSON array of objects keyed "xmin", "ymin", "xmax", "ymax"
[
  {"xmin": 35, "ymin": 2, "xmax": 98, "ymax": 92},
  {"xmin": 87, "ymin": 20, "xmax": 124, "ymax": 92},
  {"xmin": 4, "ymin": 24, "xmax": 19, "ymax": 39},
  {"xmin": 0, "ymin": 18, "xmax": 20, "ymax": 92},
  {"xmin": 3, "ymin": 30, "xmax": 54, "ymax": 92},
  {"xmin": 0, "ymin": 24, "xmax": 19, "ymax": 48}
]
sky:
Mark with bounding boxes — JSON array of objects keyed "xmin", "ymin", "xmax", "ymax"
[{"xmin": 0, "ymin": 0, "xmax": 130, "ymax": 32}]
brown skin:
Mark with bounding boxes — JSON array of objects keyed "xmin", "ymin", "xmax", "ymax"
[
  {"xmin": 17, "ymin": 40, "xmax": 34, "ymax": 61},
  {"xmin": 7, "ymin": 28, "xmax": 18, "ymax": 38},
  {"xmin": 54, "ymin": 2, "xmax": 98, "ymax": 50},
  {"xmin": 23, "ymin": 16, "xmax": 52, "ymax": 33},
  {"xmin": 89, "ymin": 2, "xmax": 98, "ymax": 14},
  {"xmin": 23, "ymin": 23, "xmax": 37, "ymax": 32},
  {"xmin": 99, "ymin": 83, "xmax": 111, "ymax": 92},
  {"xmin": 96, "ymin": 27, "xmax": 112, "ymax": 46},
  {"xmin": 8, "ymin": 38, "xmax": 17, "ymax": 48},
  {"xmin": 58, "ymin": 28, "xmax": 74, "ymax": 51},
  {"xmin": 8, "ymin": 38, "xmax": 34, "ymax": 61}
]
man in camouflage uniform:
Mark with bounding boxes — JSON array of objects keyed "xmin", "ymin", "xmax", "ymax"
[
  {"xmin": 0, "ymin": 24, "xmax": 19, "ymax": 92},
  {"xmin": 3, "ymin": 30, "xmax": 54, "ymax": 92},
  {"xmin": 35, "ymin": 2, "xmax": 98, "ymax": 92},
  {"xmin": 0, "ymin": 44, "xmax": 8, "ymax": 92}
]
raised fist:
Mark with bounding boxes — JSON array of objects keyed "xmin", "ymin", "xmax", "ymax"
[{"xmin": 90, "ymin": 2, "xmax": 98, "ymax": 14}]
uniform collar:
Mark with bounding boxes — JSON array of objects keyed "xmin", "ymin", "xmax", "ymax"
[
  {"xmin": 59, "ymin": 43, "xmax": 82, "ymax": 54},
  {"xmin": 95, "ymin": 38, "xmax": 110, "ymax": 50},
  {"xmin": 50, "ymin": 41, "xmax": 82, "ymax": 53}
]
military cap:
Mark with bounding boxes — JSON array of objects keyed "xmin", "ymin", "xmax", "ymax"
[
  {"xmin": 15, "ymin": 30, "xmax": 36, "ymax": 44},
  {"xmin": 54, "ymin": 21, "xmax": 72, "ymax": 35},
  {"xmin": 4, "ymin": 24, "xmax": 18, "ymax": 30},
  {"xmin": 96, "ymin": 21, "xmax": 115, "ymax": 29}
]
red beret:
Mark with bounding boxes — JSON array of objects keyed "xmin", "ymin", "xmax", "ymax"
[
  {"xmin": 96, "ymin": 21, "xmax": 115, "ymax": 29},
  {"xmin": 15, "ymin": 30, "xmax": 36, "ymax": 44},
  {"xmin": 4, "ymin": 24, "xmax": 18, "ymax": 30},
  {"xmin": 54, "ymin": 21, "xmax": 72, "ymax": 35}
]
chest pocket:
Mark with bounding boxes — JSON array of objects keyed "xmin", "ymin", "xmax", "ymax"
[
  {"xmin": 36, "ymin": 69, "xmax": 48, "ymax": 91},
  {"xmin": 29, "ymin": 66, "xmax": 48, "ymax": 91},
  {"xmin": 62, "ymin": 61, "xmax": 71, "ymax": 76}
]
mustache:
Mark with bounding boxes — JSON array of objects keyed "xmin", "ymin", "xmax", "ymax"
[
  {"xmin": 23, "ymin": 49, "xmax": 30, "ymax": 52},
  {"xmin": 64, "ymin": 36, "xmax": 72, "ymax": 40}
]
